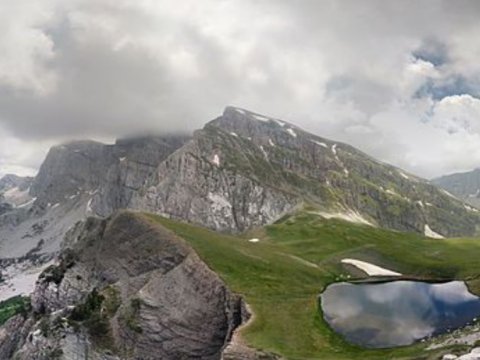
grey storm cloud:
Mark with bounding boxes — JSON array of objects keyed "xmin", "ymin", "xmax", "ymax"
[{"xmin": 2, "ymin": 0, "xmax": 480, "ymax": 178}]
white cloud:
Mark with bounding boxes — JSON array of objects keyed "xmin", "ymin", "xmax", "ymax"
[{"xmin": 2, "ymin": 0, "xmax": 480, "ymax": 178}]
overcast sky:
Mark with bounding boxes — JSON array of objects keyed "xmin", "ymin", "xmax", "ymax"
[{"xmin": 2, "ymin": 0, "xmax": 480, "ymax": 178}]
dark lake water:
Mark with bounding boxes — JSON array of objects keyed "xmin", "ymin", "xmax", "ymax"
[{"xmin": 320, "ymin": 280, "xmax": 480, "ymax": 348}]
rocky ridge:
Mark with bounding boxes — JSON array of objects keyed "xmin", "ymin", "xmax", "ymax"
[
  {"xmin": 0, "ymin": 211, "xmax": 256, "ymax": 359},
  {"xmin": 132, "ymin": 106, "xmax": 480, "ymax": 237}
]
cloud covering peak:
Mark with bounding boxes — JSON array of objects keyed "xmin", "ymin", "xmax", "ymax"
[{"xmin": 2, "ymin": 0, "xmax": 480, "ymax": 178}]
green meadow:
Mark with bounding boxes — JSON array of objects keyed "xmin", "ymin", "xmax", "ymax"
[{"xmin": 145, "ymin": 211, "xmax": 480, "ymax": 360}]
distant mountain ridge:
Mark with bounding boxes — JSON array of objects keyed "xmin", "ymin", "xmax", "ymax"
[{"xmin": 433, "ymin": 168, "xmax": 480, "ymax": 208}]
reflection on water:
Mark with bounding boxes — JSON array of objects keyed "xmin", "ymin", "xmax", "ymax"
[{"xmin": 320, "ymin": 281, "xmax": 480, "ymax": 348}]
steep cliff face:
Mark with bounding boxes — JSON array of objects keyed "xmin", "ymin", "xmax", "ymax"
[
  {"xmin": 30, "ymin": 136, "xmax": 190, "ymax": 212},
  {"xmin": 132, "ymin": 107, "xmax": 480, "ymax": 237},
  {"xmin": 131, "ymin": 129, "xmax": 297, "ymax": 232},
  {"xmin": 0, "ymin": 212, "xmax": 246, "ymax": 359},
  {"xmin": 0, "ymin": 136, "xmax": 189, "ymax": 257}
]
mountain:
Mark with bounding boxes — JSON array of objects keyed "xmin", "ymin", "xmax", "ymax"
[
  {"xmin": 1, "ymin": 106, "xmax": 479, "ymax": 266},
  {"xmin": 433, "ymin": 168, "xmax": 480, "ymax": 208},
  {"xmin": 1, "ymin": 106, "xmax": 480, "ymax": 359},
  {"xmin": 131, "ymin": 106, "xmax": 480, "ymax": 237},
  {"xmin": 0, "ymin": 135, "xmax": 189, "ymax": 302},
  {"xmin": 0, "ymin": 211, "xmax": 254, "ymax": 359}
]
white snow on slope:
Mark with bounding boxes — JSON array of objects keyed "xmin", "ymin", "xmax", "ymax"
[
  {"xmin": 212, "ymin": 154, "xmax": 220, "ymax": 166},
  {"xmin": 274, "ymin": 120, "xmax": 285, "ymax": 127},
  {"xmin": 235, "ymin": 108, "xmax": 246, "ymax": 115},
  {"xmin": 341, "ymin": 258, "xmax": 401, "ymax": 276},
  {"xmin": 253, "ymin": 114, "xmax": 269, "ymax": 122},
  {"xmin": 230, "ymin": 132, "xmax": 238, "ymax": 137},
  {"xmin": 399, "ymin": 171, "xmax": 410, "ymax": 180},
  {"xmin": 424, "ymin": 224, "xmax": 444, "ymax": 239},
  {"xmin": 465, "ymin": 204, "xmax": 479, "ymax": 212},
  {"xmin": 260, "ymin": 145, "xmax": 268, "ymax": 159},
  {"xmin": 286, "ymin": 128, "xmax": 297, "ymax": 138},
  {"xmin": 310, "ymin": 140, "xmax": 328, "ymax": 148},
  {"xmin": 311, "ymin": 210, "xmax": 374, "ymax": 226},
  {"xmin": 268, "ymin": 138, "xmax": 275, "ymax": 147},
  {"xmin": 86, "ymin": 198, "xmax": 93, "ymax": 214},
  {"xmin": 248, "ymin": 238, "xmax": 260, "ymax": 243},
  {"xmin": 331, "ymin": 144, "xmax": 338, "ymax": 155},
  {"xmin": 441, "ymin": 189, "xmax": 459, "ymax": 200}
]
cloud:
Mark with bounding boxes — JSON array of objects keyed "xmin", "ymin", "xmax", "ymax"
[{"xmin": 2, "ymin": 0, "xmax": 480, "ymax": 178}]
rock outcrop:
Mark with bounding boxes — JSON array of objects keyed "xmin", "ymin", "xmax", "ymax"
[{"xmin": 0, "ymin": 211, "xmax": 247, "ymax": 359}]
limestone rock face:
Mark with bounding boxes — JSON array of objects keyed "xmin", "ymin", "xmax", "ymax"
[
  {"xmin": 130, "ymin": 135, "xmax": 297, "ymax": 232},
  {"xmin": 1, "ymin": 212, "xmax": 245, "ymax": 360},
  {"xmin": 131, "ymin": 106, "xmax": 480, "ymax": 237}
]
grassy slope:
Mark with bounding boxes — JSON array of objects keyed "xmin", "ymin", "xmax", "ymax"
[{"xmin": 144, "ymin": 212, "xmax": 480, "ymax": 360}]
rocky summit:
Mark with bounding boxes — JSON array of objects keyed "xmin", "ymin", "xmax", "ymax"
[{"xmin": 1, "ymin": 107, "xmax": 480, "ymax": 359}]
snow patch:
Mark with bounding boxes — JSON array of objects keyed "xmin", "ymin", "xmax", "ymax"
[
  {"xmin": 465, "ymin": 204, "xmax": 479, "ymax": 213},
  {"xmin": 235, "ymin": 108, "xmax": 246, "ymax": 115},
  {"xmin": 386, "ymin": 189, "xmax": 399, "ymax": 196},
  {"xmin": 212, "ymin": 154, "xmax": 220, "ymax": 166},
  {"xmin": 274, "ymin": 120, "xmax": 285, "ymax": 127},
  {"xmin": 310, "ymin": 140, "xmax": 328, "ymax": 148},
  {"xmin": 399, "ymin": 171, "xmax": 410, "ymax": 180},
  {"xmin": 248, "ymin": 238, "xmax": 260, "ymax": 243},
  {"xmin": 253, "ymin": 114, "xmax": 269, "ymax": 122},
  {"xmin": 268, "ymin": 138, "xmax": 275, "ymax": 147},
  {"xmin": 331, "ymin": 144, "xmax": 338, "ymax": 155},
  {"xmin": 416, "ymin": 200, "xmax": 424, "ymax": 208},
  {"xmin": 119, "ymin": 157, "xmax": 126, "ymax": 162},
  {"xmin": 259, "ymin": 145, "xmax": 268, "ymax": 159},
  {"xmin": 424, "ymin": 224, "xmax": 444, "ymax": 239},
  {"xmin": 86, "ymin": 198, "xmax": 93, "ymax": 214},
  {"xmin": 286, "ymin": 128, "xmax": 297, "ymax": 138},
  {"xmin": 441, "ymin": 189, "xmax": 458, "ymax": 200},
  {"xmin": 230, "ymin": 132, "xmax": 238, "ymax": 137},
  {"xmin": 341, "ymin": 258, "xmax": 401, "ymax": 276}
]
